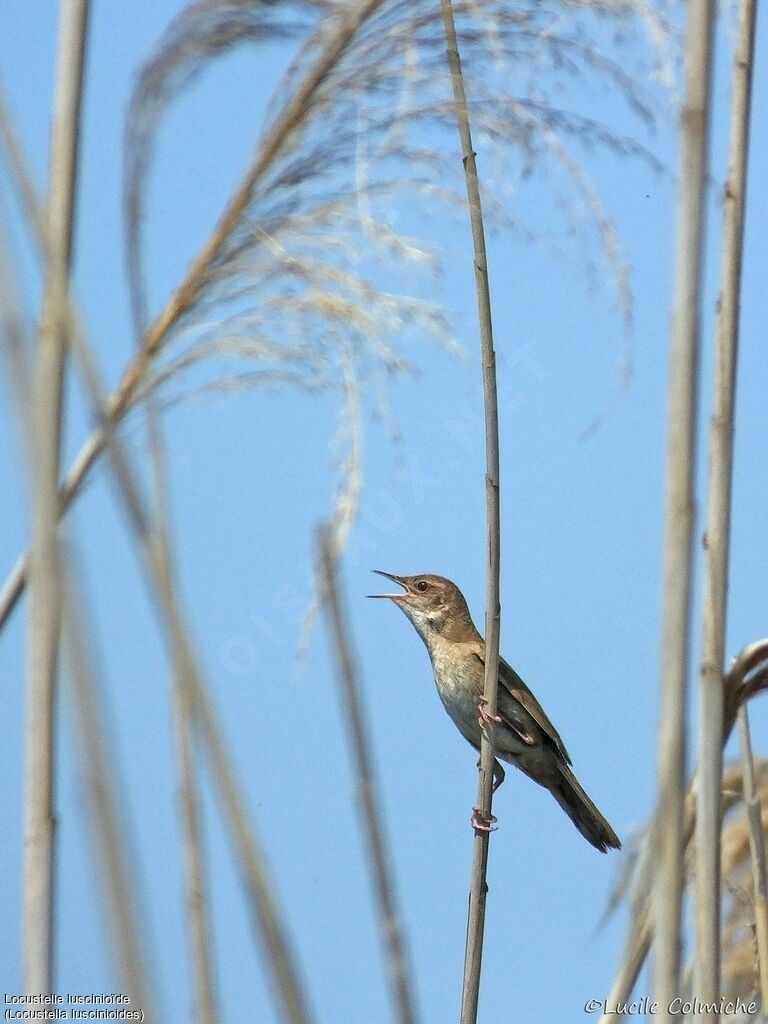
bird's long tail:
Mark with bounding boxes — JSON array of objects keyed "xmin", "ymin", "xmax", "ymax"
[{"xmin": 551, "ymin": 765, "xmax": 621, "ymax": 853}]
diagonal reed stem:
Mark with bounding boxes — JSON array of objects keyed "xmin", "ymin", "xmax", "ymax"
[
  {"xmin": 145, "ymin": 409, "xmax": 221, "ymax": 1024},
  {"xmin": 318, "ymin": 528, "xmax": 419, "ymax": 1024},
  {"xmin": 63, "ymin": 573, "xmax": 159, "ymax": 1020},
  {"xmin": 3, "ymin": 242, "xmax": 161, "ymax": 1024},
  {"xmin": 3, "ymin": 62, "xmax": 221, "ymax": 1022},
  {"xmin": 63, "ymin": 313, "xmax": 314, "ymax": 1024}
]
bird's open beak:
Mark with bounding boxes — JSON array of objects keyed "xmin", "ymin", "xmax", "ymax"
[{"xmin": 367, "ymin": 570, "xmax": 408, "ymax": 601}]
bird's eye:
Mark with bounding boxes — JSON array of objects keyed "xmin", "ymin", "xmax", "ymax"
[{"xmin": 416, "ymin": 580, "xmax": 430, "ymax": 592}]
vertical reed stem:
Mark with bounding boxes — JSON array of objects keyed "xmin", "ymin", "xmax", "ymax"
[
  {"xmin": 654, "ymin": 3, "xmax": 715, "ymax": 1018},
  {"xmin": 695, "ymin": 0, "xmax": 758, "ymax": 1014},
  {"xmin": 23, "ymin": 0, "xmax": 91, "ymax": 992},
  {"xmin": 437, "ymin": 4, "xmax": 501, "ymax": 1022}
]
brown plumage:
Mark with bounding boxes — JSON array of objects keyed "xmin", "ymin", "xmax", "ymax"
[{"xmin": 370, "ymin": 572, "xmax": 620, "ymax": 853}]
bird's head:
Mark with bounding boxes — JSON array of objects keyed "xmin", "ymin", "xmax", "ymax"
[{"xmin": 368, "ymin": 572, "xmax": 477, "ymax": 645}]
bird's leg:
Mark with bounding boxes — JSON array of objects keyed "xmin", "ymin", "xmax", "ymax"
[
  {"xmin": 477, "ymin": 698, "xmax": 502, "ymax": 729},
  {"xmin": 475, "ymin": 756, "xmax": 505, "ymax": 794},
  {"xmin": 470, "ymin": 807, "xmax": 498, "ymax": 833},
  {"xmin": 470, "ymin": 758, "xmax": 504, "ymax": 832}
]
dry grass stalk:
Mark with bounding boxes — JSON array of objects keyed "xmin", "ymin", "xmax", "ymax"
[
  {"xmin": 437, "ymin": 3, "xmax": 501, "ymax": 1022},
  {"xmin": 1, "ymin": 109, "xmax": 315, "ymax": 1009},
  {"xmin": 63, "ymin": 575, "xmax": 159, "ymax": 1020},
  {"xmin": 0, "ymin": 86, "xmax": 47, "ymax": 240},
  {"xmin": 653, "ymin": 2, "xmax": 716, "ymax": 1018},
  {"xmin": 22, "ymin": 0, "xmax": 91, "ymax": 993},
  {"xmin": 318, "ymin": 528, "xmax": 419, "ymax": 1024},
  {"xmin": 4, "ymin": 70, "xmax": 220, "ymax": 1024},
  {"xmin": 170, "ymin": 626, "xmax": 221, "ymax": 1024},
  {"xmin": 59, "ymin": 300, "xmax": 314, "ymax": 1023},
  {"xmin": 695, "ymin": 0, "xmax": 759, "ymax": 1012},
  {"xmin": 2, "ymin": 140, "xmax": 159, "ymax": 1024},
  {"xmin": 144, "ymin": 408, "xmax": 221, "ymax": 1024},
  {"xmin": 0, "ymin": 197, "xmax": 33, "ymax": 454}
]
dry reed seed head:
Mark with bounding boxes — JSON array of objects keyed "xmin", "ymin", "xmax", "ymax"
[
  {"xmin": 121, "ymin": 0, "xmax": 676, "ymax": 667},
  {"xmin": 125, "ymin": 0, "xmax": 674, "ymax": 407},
  {"xmin": 610, "ymin": 759, "xmax": 768, "ymax": 1009},
  {"xmin": 713, "ymin": 762, "xmax": 768, "ymax": 1006}
]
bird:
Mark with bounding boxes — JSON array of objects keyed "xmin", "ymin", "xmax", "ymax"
[{"xmin": 369, "ymin": 571, "xmax": 620, "ymax": 853}]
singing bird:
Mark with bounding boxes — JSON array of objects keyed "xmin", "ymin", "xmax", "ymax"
[{"xmin": 370, "ymin": 572, "xmax": 620, "ymax": 853}]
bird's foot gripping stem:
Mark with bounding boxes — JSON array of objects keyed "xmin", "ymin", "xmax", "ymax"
[
  {"xmin": 476, "ymin": 756, "xmax": 506, "ymax": 794},
  {"xmin": 477, "ymin": 698, "xmax": 502, "ymax": 729},
  {"xmin": 471, "ymin": 807, "xmax": 498, "ymax": 833}
]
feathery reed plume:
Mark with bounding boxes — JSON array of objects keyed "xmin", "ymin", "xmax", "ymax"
[
  {"xmin": 1, "ymin": 0, "xmax": 672, "ymax": 637},
  {"xmin": 735, "ymin": 702, "xmax": 768, "ymax": 1011},
  {"xmin": 689, "ymin": 757, "xmax": 768, "ymax": 1011}
]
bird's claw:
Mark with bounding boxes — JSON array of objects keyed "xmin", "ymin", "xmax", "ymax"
[
  {"xmin": 471, "ymin": 807, "xmax": 498, "ymax": 833},
  {"xmin": 477, "ymin": 698, "xmax": 502, "ymax": 729}
]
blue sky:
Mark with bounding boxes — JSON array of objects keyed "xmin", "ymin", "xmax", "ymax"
[{"xmin": 1, "ymin": 2, "xmax": 767, "ymax": 1022}]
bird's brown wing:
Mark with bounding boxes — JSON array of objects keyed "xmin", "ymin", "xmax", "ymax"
[{"xmin": 473, "ymin": 652, "xmax": 572, "ymax": 765}]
